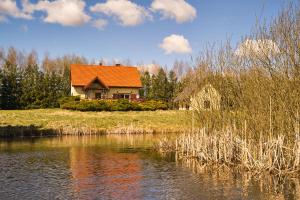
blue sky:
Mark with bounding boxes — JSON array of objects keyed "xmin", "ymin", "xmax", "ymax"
[{"xmin": 0, "ymin": 0, "xmax": 297, "ymax": 68}]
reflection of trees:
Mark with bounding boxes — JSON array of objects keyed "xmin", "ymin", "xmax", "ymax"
[{"xmin": 69, "ymin": 147, "xmax": 143, "ymax": 200}]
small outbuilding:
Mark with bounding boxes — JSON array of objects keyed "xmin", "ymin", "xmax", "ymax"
[{"xmin": 177, "ymin": 84, "xmax": 221, "ymax": 111}]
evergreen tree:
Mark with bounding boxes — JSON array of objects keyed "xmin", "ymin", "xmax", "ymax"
[
  {"xmin": 152, "ymin": 68, "xmax": 168, "ymax": 101},
  {"xmin": 0, "ymin": 61, "xmax": 22, "ymax": 109},
  {"xmin": 167, "ymin": 70, "xmax": 178, "ymax": 108},
  {"xmin": 20, "ymin": 64, "xmax": 40, "ymax": 108}
]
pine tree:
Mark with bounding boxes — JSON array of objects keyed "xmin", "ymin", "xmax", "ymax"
[
  {"xmin": 152, "ymin": 68, "xmax": 168, "ymax": 101},
  {"xmin": 0, "ymin": 61, "xmax": 22, "ymax": 109},
  {"xmin": 167, "ymin": 70, "xmax": 178, "ymax": 108}
]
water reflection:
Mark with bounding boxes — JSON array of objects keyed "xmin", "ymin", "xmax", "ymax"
[
  {"xmin": 69, "ymin": 147, "xmax": 143, "ymax": 200},
  {"xmin": 0, "ymin": 135, "xmax": 299, "ymax": 200},
  {"xmin": 176, "ymin": 157, "xmax": 300, "ymax": 200}
]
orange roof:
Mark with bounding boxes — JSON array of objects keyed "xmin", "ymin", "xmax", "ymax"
[{"xmin": 71, "ymin": 64, "xmax": 142, "ymax": 88}]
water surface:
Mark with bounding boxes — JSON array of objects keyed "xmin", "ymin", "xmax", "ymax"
[{"xmin": 0, "ymin": 135, "xmax": 299, "ymax": 200}]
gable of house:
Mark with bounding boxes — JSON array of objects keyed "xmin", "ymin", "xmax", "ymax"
[{"xmin": 190, "ymin": 84, "xmax": 221, "ymax": 111}]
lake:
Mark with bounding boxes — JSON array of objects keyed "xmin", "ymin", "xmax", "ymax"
[{"xmin": 0, "ymin": 135, "xmax": 299, "ymax": 200}]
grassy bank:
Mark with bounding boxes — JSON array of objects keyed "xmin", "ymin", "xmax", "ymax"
[{"xmin": 0, "ymin": 109, "xmax": 191, "ymax": 137}]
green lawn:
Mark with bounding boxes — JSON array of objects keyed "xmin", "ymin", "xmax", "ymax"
[{"xmin": 0, "ymin": 109, "xmax": 191, "ymax": 135}]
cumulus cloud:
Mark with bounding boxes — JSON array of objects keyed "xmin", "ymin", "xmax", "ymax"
[
  {"xmin": 138, "ymin": 63, "xmax": 161, "ymax": 75},
  {"xmin": 151, "ymin": 0, "xmax": 196, "ymax": 23},
  {"xmin": 23, "ymin": 0, "xmax": 90, "ymax": 26},
  {"xmin": 159, "ymin": 34, "xmax": 192, "ymax": 54},
  {"xmin": 92, "ymin": 19, "xmax": 108, "ymax": 30},
  {"xmin": 0, "ymin": 0, "xmax": 32, "ymax": 19},
  {"xmin": 235, "ymin": 39, "xmax": 280, "ymax": 57},
  {"xmin": 90, "ymin": 0, "xmax": 151, "ymax": 26}
]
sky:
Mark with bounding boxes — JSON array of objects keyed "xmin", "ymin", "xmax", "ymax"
[{"xmin": 0, "ymin": 0, "xmax": 297, "ymax": 68}]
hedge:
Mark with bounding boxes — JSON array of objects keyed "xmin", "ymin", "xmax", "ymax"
[{"xmin": 60, "ymin": 99, "xmax": 168, "ymax": 112}]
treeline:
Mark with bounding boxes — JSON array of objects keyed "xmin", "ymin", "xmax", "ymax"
[
  {"xmin": 0, "ymin": 48, "xmax": 87, "ymax": 109},
  {"xmin": 139, "ymin": 67, "xmax": 182, "ymax": 108},
  {"xmin": 179, "ymin": 4, "xmax": 300, "ymax": 138},
  {"xmin": 0, "ymin": 47, "xmax": 185, "ymax": 110}
]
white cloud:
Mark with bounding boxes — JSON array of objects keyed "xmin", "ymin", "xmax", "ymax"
[
  {"xmin": 0, "ymin": 0, "xmax": 32, "ymax": 19},
  {"xmin": 90, "ymin": 0, "xmax": 151, "ymax": 26},
  {"xmin": 159, "ymin": 34, "xmax": 192, "ymax": 54},
  {"xmin": 92, "ymin": 19, "xmax": 107, "ymax": 30},
  {"xmin": 151, "ymin": 0, "xmax": 196, "ymax": 23},
  {"xmin": 138, "ymin": 63, "xmax": 161, "ymax": 75},
  {"xmin": 235, "ymin": 39, "xmax": 280, "ymax": 57},
  {"xmin": 24, "ymin": 0, "xmax": 90, "ymax": 26}
]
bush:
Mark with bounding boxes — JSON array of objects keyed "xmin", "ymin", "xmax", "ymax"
[
  {"xmin": 139, "ymin": 100, "xmax": 168, "ymax": 111},
  {"xmin": 58, "ymin": 96, "xmax": 80, "ymax": 107},
  {"xmin": 60, "ymin": 99, "xmax": 167, "ymax": 112}
]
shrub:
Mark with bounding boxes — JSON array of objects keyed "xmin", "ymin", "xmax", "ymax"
[
  {"xmin": 139, "ymin": 100, "xmax": 168, "ymax": 111},
  {"xmin": 58, "ymin": 96, "xmax": 80, "ymax": 107},
  {"xmin": 60, "ymin": 99, "xmax": 167, "ymax": 112}
]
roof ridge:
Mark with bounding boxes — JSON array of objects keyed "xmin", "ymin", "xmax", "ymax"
[{"xmin": 71, "ymin": 64, "xmax": 138, "ymax": 68}]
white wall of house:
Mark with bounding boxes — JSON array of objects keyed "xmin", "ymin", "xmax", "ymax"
[
  {"xmin": 71, "ymin": 86, "xmax": 86, "ymax": 99},
  {"xmin": 107, "ymin": 88, "xmax": 140, "ymax": 99},
  {"xmin": 71, "ymin": 85, "xmax": 140, "ymax": 99},
  {"xmin": 190, "ymin": 84, "xmax": 221, "ymax": 111}
]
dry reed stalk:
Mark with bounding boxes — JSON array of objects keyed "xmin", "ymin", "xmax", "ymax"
[{"xmin": 158, "ymin": 128, "xmax": 300, "ymax": 175}]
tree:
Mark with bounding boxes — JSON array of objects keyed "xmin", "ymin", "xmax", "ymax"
[
  {"xmin": 152, "ymin": 68, "xmax": 168, "ymax": 101},
  {"xmin": 140, "ymin": 71, "xmax": 151, "ymax": 99},
  {"xmin": 167, "ymin": 70, "xmax": 178, "ymax": 108},
  {"xmin": 0, "ymin": 61, "xmax": 22, "ymax": 109}
]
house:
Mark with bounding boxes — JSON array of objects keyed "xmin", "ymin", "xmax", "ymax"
[
  {"xmin": 70, "ymin": 64, "xmax": 142, "ymax": 100},
  {"xmin": 177, "ymin": 84, "xmax": 221, "ymax": 111}
]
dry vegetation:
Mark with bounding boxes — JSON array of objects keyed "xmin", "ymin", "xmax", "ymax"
[
  {"xmin": 178, "ymin": 4, "xmax": 300, "ymax": 139},
  {"xmin": 158, "ymin": 128, "xmax": 300, "ymax": 175},
  {"xmin": 159, "ymin": 4, "xmax": 300, "ymax": 176}
]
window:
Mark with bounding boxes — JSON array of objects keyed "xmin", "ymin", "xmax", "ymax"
[
  {"xmin": 113, "ymin": 94, "xmax": 130, "ymax": 99},
  {"xmin": 204, "ymin": 100, "xmax": 211, "ymax": 109},
  {"xmin": 120, "ymin": 94, "xmax": 130, "ymax": 99},
  {"xmin": 95, "ymin": 93, "xmax": 102, "ymax": 99}
]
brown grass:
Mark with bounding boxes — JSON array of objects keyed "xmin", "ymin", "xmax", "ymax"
[{"xmin": 158, "ymin": 128, "xmax": 300, "ymax": 175}]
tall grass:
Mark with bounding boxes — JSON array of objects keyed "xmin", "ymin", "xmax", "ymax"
[{"xmin": 158, "ymin": 128, "xmax": 300, "ymax": 175}]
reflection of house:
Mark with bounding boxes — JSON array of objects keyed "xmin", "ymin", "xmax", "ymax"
[
  {"xmin": 69, "ymin": 147, "xmax": 142, "ymax": 199},
  {"xmin": 71, "ymin": 64, "xmax": 142, "ymax": 100},
  {"xmin": 177, "ymin": 84, "xmax": 221, "ymax": 111}
]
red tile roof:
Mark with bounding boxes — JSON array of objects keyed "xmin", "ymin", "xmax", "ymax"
[{"xmin": 71, "ymin": 64, "xmax": 142, "ymax": 88}]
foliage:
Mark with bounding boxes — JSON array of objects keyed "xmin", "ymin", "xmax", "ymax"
[
  {"xmin": 60, "ymin": 99, "xmax": 167, "ymax": 112},
  {"xmin": 139, "ymin": 68, "xmax": 180, "ymax": 109},
  {"xmin": 58, "ymin": 95, "xmax": 80, "ymax": 106},
  {"xmin": 139, "ymin": 100, "xmax": 168, "ymax": 111},
  {"xmin": 0, "ymin": 48, "xmax": 87, "ymax": 110}
]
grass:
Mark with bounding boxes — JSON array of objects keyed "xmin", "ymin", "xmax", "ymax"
[{"xmin": 0, "ymin": 109, "xmax": 191, "ymax": 136}]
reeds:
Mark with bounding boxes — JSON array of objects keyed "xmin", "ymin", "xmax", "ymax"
[{"xmin": 158, "ymin": 128, "xmax": 300, "ymax": 175}]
